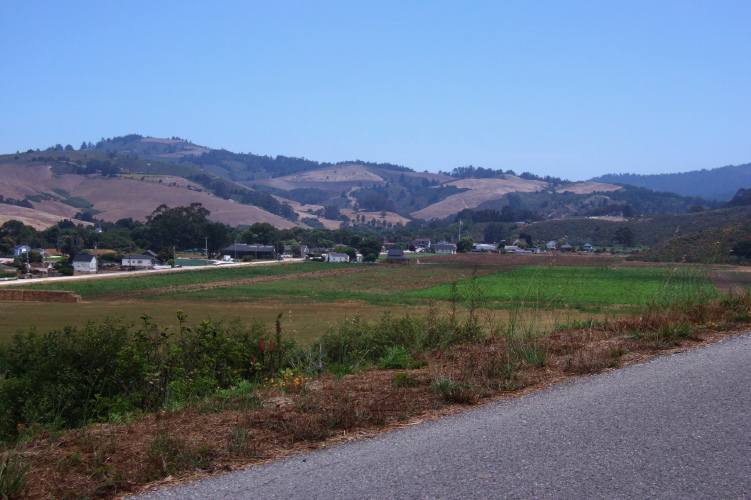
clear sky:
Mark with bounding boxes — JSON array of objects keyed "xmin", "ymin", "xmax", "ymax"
[{"xmin": 1, "ymin": 1, "xmax": 749, "ymax": 181}]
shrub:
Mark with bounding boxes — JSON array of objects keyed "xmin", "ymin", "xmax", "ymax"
[
  {"xmin": 0, "ymin": 451, "xmax": 29, "ymax": 499},
  {"xmin": 392, "ymin": 372, "xmax": 419, "ymax": 388},
  {"xmin": 0, "ymin": 313, "xmax": 293, "ymax": 443},
  {"xmin": 377, "ymin": 346, "xmax": 416, "ymax": 369},
  {"xmin": 431, "ymin": 378, "xmax": 476, "ymax": 404}
]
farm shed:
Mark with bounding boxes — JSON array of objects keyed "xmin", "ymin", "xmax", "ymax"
[{"xmin": 385, "ymin": 249, "xmax": 410, "ymax": 263}]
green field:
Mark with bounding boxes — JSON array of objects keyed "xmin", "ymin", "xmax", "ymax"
[
  {"xmin": 3, "ymin": 262, "xmax": 315, "ymax": 297},
  {"xmin": 0, "ymin": 256, "xmax": 721, "ymax": 343}
]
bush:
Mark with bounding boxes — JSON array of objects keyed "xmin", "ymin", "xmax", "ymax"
[
  {"xmin": 431, "ymin": 378, "xmax": 476, "ymax": 404},
  {"xmin": 0, "ymin": 313, "xmax": 292, "ymax": 443}
]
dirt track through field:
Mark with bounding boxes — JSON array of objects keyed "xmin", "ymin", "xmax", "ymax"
[{"xmin": 710, "ymin": 271, "xmax": 748, "ymax": 296}]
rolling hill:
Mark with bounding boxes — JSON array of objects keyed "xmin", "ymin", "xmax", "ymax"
[
  {"xmin": 590, "ymin": 163, "xmax": 751, "ymax": 201},
  {"xmin": 0, "ymin": 153, "xmax": 299, "ymax": 229},
  {"xmin": 3, "ymin": 134, "xmax": 740, "ymax": 232}
]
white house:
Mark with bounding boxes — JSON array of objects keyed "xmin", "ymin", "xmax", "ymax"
[
  {"xmin": 324, "ymin": 252, "xmax": 349, "ymax": 263},
  {"xmin": 13, "ymin": 245, "xmax": 30, "ymax": 257},
  {"xmin": 546, "ymin": 241, "xmax": 557, "ymax": 251},
  {"xmin": 122, "ymin": 255, "xmax": 158, "ymax": 268},
  {"xmin": 413, "ymin": 238, "xmax": 431, "ymax": 250},
  {"xmin": 435, "ymin": 243, "xmax": 457, "ymax": 254},
  {"xmin": 72, "ymin": 254, "xmax": 98, "ymax": 273}
]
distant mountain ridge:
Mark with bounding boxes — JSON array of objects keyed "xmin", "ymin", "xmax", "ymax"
[{"xmin": 590, "ymin": 163, "xmax": 751, "ymax": 201}]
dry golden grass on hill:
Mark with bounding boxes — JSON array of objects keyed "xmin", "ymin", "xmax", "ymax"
[
  {"xmin": 0, "ymin": 163, "xmax": 299, "ymax": 230},
  {"xmin": 555, "ymin": 181, "xmax": 622, "ymax": 194},
  {"xmin": 0, "ymin": 204, "xmax": 91, "ymax": 230},
  {"xmin": 141, "ymin": 138, "xmax": 211, "ymax": 158},
  {"xmin": 410, "ymin": 178, "xmax": 625, "ymax": 220},
  {"xmin": 411, "ymin": 176, "xmax": 547, "ymax": 220},
  {"xmin": 281, "ymin": 165, "xmax": 384, "ymax": 183}
]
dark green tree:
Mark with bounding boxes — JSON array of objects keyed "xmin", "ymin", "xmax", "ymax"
[
  {"xmin": 457, "ymin": 236, "xmax": 475, "ymax": 253},
  {"xmin": 614, "ymin": 226, "xmax": 635, "ymax": 247},
  {"xmin": 145, "ymin": 203, "xmax": 211, "ymax": 250},
  {"xmin": 244, "ymin": 222, "xmax": 278, "ymax": 245},
  {"xmin": 483, "ymin": 223, "xmax": 505, "ymax": 244},
  {"xmin": 359, "ymin": 237, "xmax": 382, "ymax": 262},
  {"xmin": 322, "ymin": 205, "xmax": 342, "ymax": 220}
]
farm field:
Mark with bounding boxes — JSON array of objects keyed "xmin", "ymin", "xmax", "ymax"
[{"xmin": 0, "ymin": 254, "xmax": 727, "ymax": 344}]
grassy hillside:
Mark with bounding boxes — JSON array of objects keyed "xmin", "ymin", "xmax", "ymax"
[
  {"xmin": 520, "ymin": 206, "xmax": 751, "ymax": 247},
  {"xmin": 10, "ymin": 135, "xmax": 738, "ymax": 229},
  {"xmin": 0, "ymin": 151, "xmax": 300, "ymax": 229},
  {"xmin": 591, "ymin": 162, "xmax": 751, "ymax": 201},
  {"xmin": 634, "ymin": 220, "xmax": 751, "ymax": 264}
]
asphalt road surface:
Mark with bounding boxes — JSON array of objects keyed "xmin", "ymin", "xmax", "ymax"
[{"xmin": 137, "ymin": 332, "xmax": 751, "ymax": 499}]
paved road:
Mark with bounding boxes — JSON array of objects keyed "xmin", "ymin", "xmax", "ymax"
[{"xmin": 137, "ymin": 333, "xmax": 751, "ymax": 499}]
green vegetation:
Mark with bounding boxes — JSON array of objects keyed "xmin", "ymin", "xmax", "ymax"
[
  {"xmin": 2, "ymin": 251, "xmax": 749, "ymax": 497},
  {"xmin": 5, "ymin": 262, "xmax": 314, "ymax": 297},
  {"xmin": 592, "ymin": 162, "xmax": 751, "ymax": 201},
  {"xmin": 407, "ymin": 266, "xmax": 720, "ymax": 310},
  {"xmin": 636, "ymin": 220, "xmax": 751, "ymax": 264},
  {"xmin": 0, "ymin": 451, "xmax": 29, "ymax": 499}
]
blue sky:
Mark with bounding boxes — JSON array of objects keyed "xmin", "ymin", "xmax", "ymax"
[{"xmin": 1, "ymin": 1, "xmax": 749, "ymax": 181}]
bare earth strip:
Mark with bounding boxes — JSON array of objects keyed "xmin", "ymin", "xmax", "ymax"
[{"xmin": 710, "ymin": 270, "xmax": 751, "ymax": 296}]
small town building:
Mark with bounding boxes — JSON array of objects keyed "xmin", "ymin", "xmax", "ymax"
[
  {"xmin": 413, "ymin": 238, "xmax": 431, "ymax": 250},
  {"xmin": 219, "ymin": 244, "xmax": 276, "ymax": 260},
  {"xmin": 283, "ymin": 244, "xmax": 310, "ymax": 258},
  {"xmin": 72, "ymin": 254, "xmax": 98, "ymax": 273},
  {"xmin": 324, "ymin": 252, "xmax": 349, "ymax": 263},
  {"xmin": 435, "ymin": 243, "xmax": 457, "ymax": 254},
  {"xmin": 122, "ymin": 255, "xmax": 158, "ymax": 268},
  {"xmin": 385, "ymin": 248, "xmax": 411, "ymax": 263},
  {"xmin": 13, "ymin": 245, "xmax": 30, "ymax": 257}
]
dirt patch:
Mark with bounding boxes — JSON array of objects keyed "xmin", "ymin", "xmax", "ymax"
[
  {"xmin": 555, "ymin": 181, "xmax": 623, "ymax": 195},
  {"xmin": 0, "ymin": 289, "xmax": 80, "ymax": 302},
  {"xmin": 710, "ymin": 271, "xmax": 750, "ymax": 296}
]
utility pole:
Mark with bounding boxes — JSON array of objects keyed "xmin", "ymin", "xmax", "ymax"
[{"xmin": 205, "ymin": 237, "xmax": 209, "ymax": 266}]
